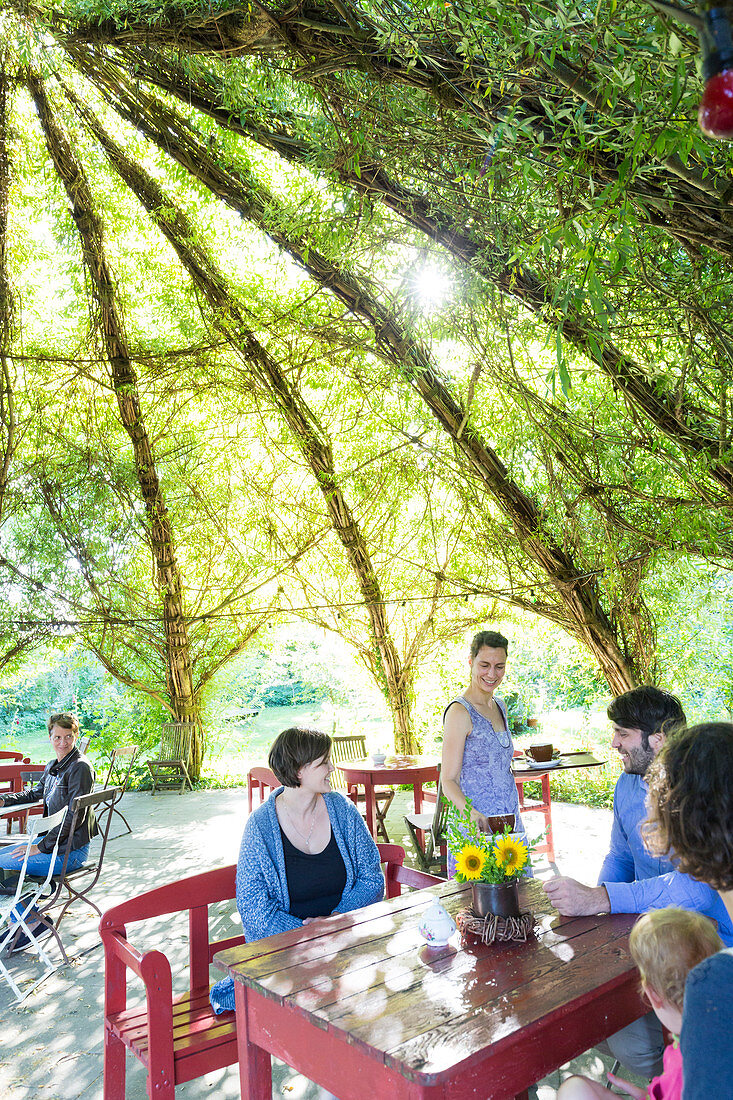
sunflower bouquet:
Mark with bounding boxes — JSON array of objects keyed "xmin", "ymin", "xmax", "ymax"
[{"xmin": 446, "ymin": 798, "xmax": 532, "ymax": 884}]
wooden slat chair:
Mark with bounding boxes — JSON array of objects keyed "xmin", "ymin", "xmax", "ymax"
[
  {"xmin": 330, "ymin": 734, "xmax": 395, "ymax": 843},
  {"xmin": 97, "ymin": 746, "xmax": 138, "ymax": 838},
  {"xmin": 246, "ymin": 766, "xmax": 279, "ymax": 813},
  {"xmin": 147, "ymin": 723, "xmax": 194, "ymax": 795},
  {"xmin": 404, "ymin": 775, "xmax": 449, "ymax": 876}
]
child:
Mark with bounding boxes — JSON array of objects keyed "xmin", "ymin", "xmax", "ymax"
[{"xmin": 557, "ymin": 907, "xmax": 722, "ymax": 1099}]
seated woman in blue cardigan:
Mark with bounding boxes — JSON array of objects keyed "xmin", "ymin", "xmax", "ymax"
[{"xmin": 211, "ymin": 726, "xmax": 384, "ymax": 1012}]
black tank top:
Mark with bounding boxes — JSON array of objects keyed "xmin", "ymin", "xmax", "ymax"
[{"xmin": 280, "ymin": 827, "xmax": 347, "ymax": 919}]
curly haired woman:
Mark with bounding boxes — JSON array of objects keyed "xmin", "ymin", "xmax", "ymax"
[{"xmin": 644, "ymin": 721, "xmax": 733, "ymax": 1099}]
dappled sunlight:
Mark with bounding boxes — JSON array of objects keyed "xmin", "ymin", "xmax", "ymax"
[{"xmin": 549, "ymin": 939, "xmax": 577, "ymax": 962}]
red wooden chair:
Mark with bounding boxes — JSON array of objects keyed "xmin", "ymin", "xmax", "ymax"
[
  {"xmin": 101, "ymin": 865, "xmax": 245, "ymax": 1099},
  {"xmin": 0, "ymin": 750, "xmax": 29, "ymax": 762},
  {"xmin": 377, "ymin": 842, "xmax": 443, "ymax": 897},
  {"xmin": 0, "ymin": 762, "xmax": 43, "ymax": 834},
  {"xmin": 246, "ymin": 765, "xmax": 279, "ymax": 812}
]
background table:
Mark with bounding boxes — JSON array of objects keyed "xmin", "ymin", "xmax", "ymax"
[
  {"xmin": 337, "ymin": 755, "xmax": 439, "ymax": 840},
  {"xmin": 215, "ymin": 877, "xmax": 645, "ymax": 1100},
  {"xmin": 513, "ymin": 751, "xmax": 606, "ymax": 863}
]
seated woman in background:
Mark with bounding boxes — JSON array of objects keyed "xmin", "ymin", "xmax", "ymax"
[
  {"xmin": 0, "ymin": 712, "xmax": 96, "ymax": 950},
  {"xmin": 442, "ymin": 630, "xmax": 524, "ymax": 868},
  {"xmin": 644, "ymin": 721, "xmax": 733, "ymax": 1098},
  {"xmin": 211, "ymin": 726, "xmax": 384, "ymax": 1013},
  {"xmin": 0, "ymin": 712, "xmax": 96, "ymax": 882}
]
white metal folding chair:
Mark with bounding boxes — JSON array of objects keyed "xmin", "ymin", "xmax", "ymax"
[{"xmin": 0, "ymin": 806, "xmax": 66, "ymax": 1002}]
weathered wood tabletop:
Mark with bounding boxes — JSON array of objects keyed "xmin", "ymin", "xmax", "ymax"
[{"xmin": 214, "ymin": 877, "xmax": 644, "ymax": 1100}]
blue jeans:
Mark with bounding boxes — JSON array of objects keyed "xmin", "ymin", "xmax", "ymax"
[{"xmin": 0, "ymin": 844, "xmax": 89, "ymax": 877}]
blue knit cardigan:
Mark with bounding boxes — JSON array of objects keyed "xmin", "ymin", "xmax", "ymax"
[{"xmin": 210, "ymin": 788, "xmax": 384, "ymax": 1013}]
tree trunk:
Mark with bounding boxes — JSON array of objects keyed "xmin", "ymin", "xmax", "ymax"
[
  {"xmin": 28, "ymin": 72, "xmax": 204, "ymax": 777},
  {"xmin": 0, "ymin": 65, "xmax": 16, "ymax": 520}
]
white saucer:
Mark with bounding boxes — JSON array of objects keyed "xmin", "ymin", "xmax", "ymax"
[{"xmin": 524, "ymin": 758, "xmax": 561, "ymax": 769}]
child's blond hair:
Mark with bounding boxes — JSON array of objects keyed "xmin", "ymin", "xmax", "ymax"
[{"xmin": 629, "ymin": 907, "xmax": 722, "ymax": 1010}]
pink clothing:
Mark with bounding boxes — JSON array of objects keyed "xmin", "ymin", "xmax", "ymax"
[{"xmin": 647, "ymin": 1042, "xmax": 683, "ymax": 1100}]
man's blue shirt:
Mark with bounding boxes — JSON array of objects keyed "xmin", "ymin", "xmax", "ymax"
[{"xmin": 598, "ymin": 772, "xmax": 733, "ymax": 945}]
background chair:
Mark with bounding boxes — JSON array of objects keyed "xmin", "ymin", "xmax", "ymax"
[
  {"xmin": 147, "ymin": 722, "xmax": 194, "ymax": 794},
  {"xmin": 0, "ymin": 763, "xmax": 44, "ymax": 835},
  {"xmin": 97, "ymin": 746, "xmax": 138, "ymax": 838},
  {"xmin": 403, "ymin": 775, "xmax": 448, "ymax": 876},
  {"xmin": 0, "ymin": 806, "xmax": 66, "ymax": 1001},
  {"xmin": 247, "ymin": 765, "xmax": 279, "ymax": 812},
  {"xmin": 0, "ymin": 750, "xmax": 29, "ymax": 762},
  {"xmin": 377, "ymin": 842, "xmax": 443, "ymax": 897},
  {"xmin": 33, "ymin": 786, "xmax": 121, "ymax": 962},
  {"xmin": 513, "ymin": 750, "xmax": 555, "ymax": 863},
  {"xmin": 330, "ymin": 734, "xmax": 395, "ymax": 842}
]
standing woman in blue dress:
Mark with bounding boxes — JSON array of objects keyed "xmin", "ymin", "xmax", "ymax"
[{"xmin": 442, "ymin": 630, "xmax": 523, "ymax": 862}]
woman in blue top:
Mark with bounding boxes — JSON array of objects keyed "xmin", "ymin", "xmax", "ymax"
[
  {"xmin": 442, "ymin": 630, "xmax": 523, "ymax": 857},
  {"xmin": 211, "ymin": 726, "xmax": 384, "ymax": 1013}
]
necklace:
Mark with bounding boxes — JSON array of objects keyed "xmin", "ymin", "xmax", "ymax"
[{"xmin": 283, "ymin": 799, "xmax": 319, "ymax": 851}]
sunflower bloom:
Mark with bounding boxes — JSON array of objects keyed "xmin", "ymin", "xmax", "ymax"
[
  {"xmin": 455, "ymin": 844, "xmax": 486, "ymax": 880},
  {"xmin": 494, "ymin": 835, "xmax": 528, "ymax": 876}
]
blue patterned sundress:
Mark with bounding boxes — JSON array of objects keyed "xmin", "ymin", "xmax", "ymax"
[{"xmin": 445, "ymin": 695, "xmax": 526, "ymax": 876}]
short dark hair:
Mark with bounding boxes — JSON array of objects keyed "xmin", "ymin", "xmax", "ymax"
[
  {"xmin": 645, "ymin": 721, "xmax": 733, "ymax": 891},
  {"xmin": 607, "ymin": 686, "xmax": 685, "ymax": 749},
  {"xmin": 47, "ymin": 712, "xmax": 79, "ymax": 737},
  {"xmin": 470, "ymin": 630, "xmax": 509, "ymax": 659},
  {"xmin": 268, "ymin": 727, "xmax": 332, "ymax": 788}
]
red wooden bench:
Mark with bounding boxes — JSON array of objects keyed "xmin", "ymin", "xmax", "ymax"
[{"xmin": 100, "ymin": 845, "xmax": 440, "ymax": 1098}]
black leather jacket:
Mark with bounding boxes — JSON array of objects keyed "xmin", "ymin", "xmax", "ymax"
[{"xmin": 2, "ymin": 747, "xmax": 97, "ymax": 854}]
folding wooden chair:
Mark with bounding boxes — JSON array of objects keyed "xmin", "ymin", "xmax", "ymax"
[
  {"xmin": 33, "ymin": 786, "xmax": 121, "ymax": 963},
  {"xmin": 97, "ymin": 746, "xmax": 138, "ymax": 838},
  {"xmin": 147, "ymin": 723, "xmax": 194, "ymax": 794},
  {"xmin": 330, "ymin": 734, "xmax": 395, "ymax": 842},
  {"xmin": 0, "ymin": 805, "xmax": 67, "ymax": 1001},
  {"xmin": 404, "ymin": 775, "xmax": 449, "ymax": 876}
]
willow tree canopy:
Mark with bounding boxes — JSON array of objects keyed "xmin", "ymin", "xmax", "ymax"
[{"xmin": 0, "ymin": 0, "xmax": 732, "ymax": 757}]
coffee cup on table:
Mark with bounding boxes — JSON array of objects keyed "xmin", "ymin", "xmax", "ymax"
[{"xmin": 527, "ymin": 743, "xmax": 553, "ymax": 762}]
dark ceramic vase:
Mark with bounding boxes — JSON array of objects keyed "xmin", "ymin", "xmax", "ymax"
[{"xmin": 471, "ymin": 880, "xmax": 520, "ymax": 919}]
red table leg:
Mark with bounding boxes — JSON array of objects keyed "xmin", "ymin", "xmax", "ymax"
[
  {"xmin": 542, "ymin": 772, "xmax": 555, "ymax": 862},
  {"xmin": 235, "ymin": 981, "xmax": 272, "ymax": 1100},
  {"xmin": 363, "ymin": 774, "xmax": 376, "ymax": 837}
]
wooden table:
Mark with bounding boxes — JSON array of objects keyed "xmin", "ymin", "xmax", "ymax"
[
  {"xmin": 512, "ymin": 751, "xmax": 605, "ymax": 863},
  {"xmin": 338, "ymin": 755, "xmax": 439, "ymax": 840},
  {"xmin": 215, "ymin": 878, "xmax": 645, "ymax": 1100}
]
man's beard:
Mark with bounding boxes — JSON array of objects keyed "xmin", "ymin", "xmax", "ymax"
[{"xmin": 623, "ymin": 742, "xmax": 656, "ymax": 775}]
